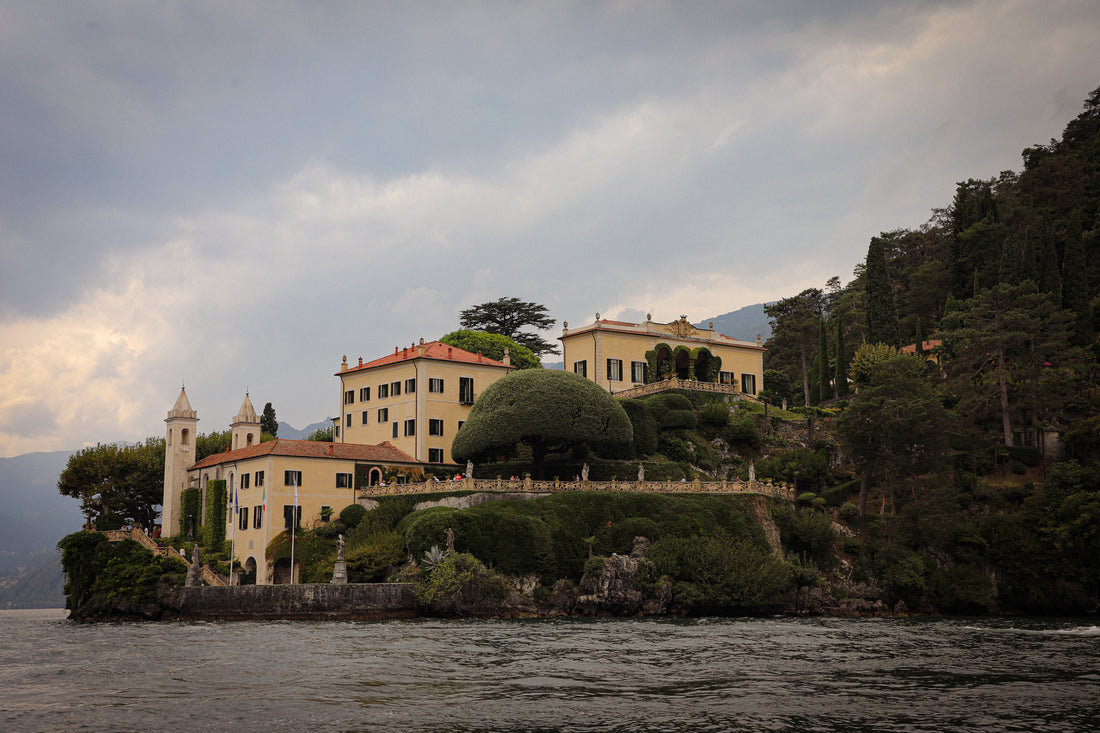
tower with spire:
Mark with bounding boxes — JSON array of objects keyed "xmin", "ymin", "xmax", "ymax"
[
  {"xmin": 162, "ymin": 387, "xmax": 198, "ymax": 538},
  {"xmin": 231, "ymin": 392, "xmax": 262, "ymax": 451}
]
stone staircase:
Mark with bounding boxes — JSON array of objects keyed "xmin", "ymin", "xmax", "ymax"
[{"xmin": 101, "ymin": 527, "xmax": 230, "ymax": 586}]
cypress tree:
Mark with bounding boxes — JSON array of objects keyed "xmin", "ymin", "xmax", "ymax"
[
  {"xmin": 1062, "ymin": 211, "xmax": 1093, "ymax": 347},
  {"xmin": 818, "ymin": 317, "xmax": 831, "ymax": 401},
  {"xmin": 1018, "ymin": 230, "xmax": 1037, "ymax": 285},
  {"xmin": 865, "ymin": 236, "xmax": 901, "ymax": 346},
  {"xmin": 998, "ymin": 238, "xmax": 1018, "ymax": 285},
  {"xmin": 835, "ymin": 316, "xmax": 849, "ymax": 397},
  {"xmin": 1038, "ymin": 234, "xmax": 1062, "ymax": 300}
]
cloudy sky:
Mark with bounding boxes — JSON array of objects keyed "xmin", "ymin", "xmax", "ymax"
[{"xmin": 1, "ymin": 1, "xmax": 1098, "ymax": 457}]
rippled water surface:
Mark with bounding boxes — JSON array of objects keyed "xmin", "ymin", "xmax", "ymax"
[{"xmin": 2, "ymin": 609, "xmax": 1098, "ymax": 732}]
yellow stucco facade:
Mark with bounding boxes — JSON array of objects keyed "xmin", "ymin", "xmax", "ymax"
[
  {"xmin": 187, "ymin": 439, "xmax": 421, "ymax": 584},
  {"xmin": 559, "ymin": 315, "xmax": 765, "ymax": 395},
  {"xmin": 335, "ymin": 340, "xmax": 513, "ymax": 465}
]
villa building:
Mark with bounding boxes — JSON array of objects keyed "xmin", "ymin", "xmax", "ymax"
[
  {"xmin": 334, "ymin": 339, "xmax": 513, "ymax": 464},
  {"xmin": 559, "ymin": 314, "xmax": 765, "ymax": 396},
  {"xmin": 161, "ymin": 389, "xmax": 421, "ymax": 583}
]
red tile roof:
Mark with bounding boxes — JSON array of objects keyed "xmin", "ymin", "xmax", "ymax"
[
  {"xmin": 189, "ymin": 439, "xmax": 420, "ymax": 470},
  {"xmin": 338, "ymin": 340, "xmax": 511, "ymax": 375}
]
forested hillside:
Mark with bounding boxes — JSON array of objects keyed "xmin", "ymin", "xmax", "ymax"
[{"xmin": 764, "ymin": 86, "xmax": 1100, "ymax": 457}]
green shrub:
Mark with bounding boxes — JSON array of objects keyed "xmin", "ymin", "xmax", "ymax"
[
  {"xmin": 346, "ymin": 531, "xmax": 405, "ymax": 582},
  {"xmin": 838, "ymin": 502, "xmax": 860, "ymax": 523},
  {"xmin": 583, "ymin": 555, "xmax": 608, "ymax": 576},
  {"xmin": 646, "ymin": 531, "xmax": 792, "ymax": 611},
  {"xmin": 593, "ymin": 516, "xmax": 661, "ymax": 556},
  {"xmin": 57, "ymin": 532, "xmax": 187, "ymax": 611},
  {"xmin": 340, "ymin": 503, "xmax": 368, "ymax": 529},
  {"xmin": 414, "ymin": 552, "xmax": 508, "ymax": 616},
  {"xmin": 618, "ymin": 399, "xmax": 658, "ymax": 456},
  {"xmin": 698, "ymin": 402, "xmax": 731, "ymax": 428},
  {"xmin": 658, "ymin": 435, "xmax": 694, "ymax": 463}
]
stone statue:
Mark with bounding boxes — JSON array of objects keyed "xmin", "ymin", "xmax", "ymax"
[
  {"xmin": 581, "ymin": 463, "xmax": 589, "ymax": 482},
  {"xmin": 445, "ymin": 527, "xmax": 455, "ymax": 552},
  {"xmin": 466, "ymin": 460, "xmax": 474, "ymax": 479},
  {"xmin": 185, "ymin": 546, "xmax": 202, "ymax": 587},
  {"xmin": 748, "ymin": 460, "xmax": 756, "ymax": 483},
  {"xmin": 331, "ymin": 534, "xmax": 348, "ymax": 585},
  {"xmin": 638, "ymin": 463, "xmax": 645, "ymax": 481}
]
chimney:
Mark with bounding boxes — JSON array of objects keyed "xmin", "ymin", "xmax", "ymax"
[
  {"xmin": 448, "ymin": 347, "xmax": 453, "ymax": 359},
  {"xmin": 340, "ymin": 355, "xmax": 348, "ymax": 372},
  {"xmin": 503, "ymin": 348, "xmax": 511, "ymax": 366},
  {"xmin": 329, "ymin": 443, "xmax": 334, "ymax": 456},
  {"xmin": 756, "ymin": 333, "xmax": 762, "ymax": 347},
  {"xmin": 358, "ymin": 357, "xmax": 363, "ymax": 366},
  {"xmin": 477, "ymin": 350, "xmax": 482, "ymax": 362},
  {"xmin": 417, "ymin": 339, "xmax": 426, "ymax": 357}
]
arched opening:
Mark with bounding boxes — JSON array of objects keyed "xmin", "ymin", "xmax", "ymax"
[
  {"xmin": 273, "ymin": 558, "xmax": 298, "ymax": 585},
  {"xmin": 233, "ymin": 433, "xmax": 239, "ymax": 450},
  {"xmin": 167, "ymin": 428, "xmax": 173, "ymax": 446},
  {"xmin": 181, "ymin": 428, "xmax": 190, "ymax": 445},
  {"xmin": 241, "ymin": 557, "xmax": 257, "ymax": 585},
  {"xmin": 246, "ymin": 432, "xmax": 255, "ymax": 446},
  {"xmin": 673, "ymin": 346, "xmax": 692, "ymax": 379},
  {"xmin": 368, "ymin": 467, "xmax": 383, "ymax": 486}
]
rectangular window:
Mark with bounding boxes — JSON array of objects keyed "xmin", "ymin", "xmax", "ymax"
[
  {"xmin": 631, "ymin": 361, "xmax": 646, "ymax": 383},
  {"xmin": 405, "ymin": 378, "xmax": 416, "ymax": 393},
  {"xmin": 607, "ymin": 358, "xmax": 623, "ymax": 381},
  {"xmin": 284, "ymin": 470, "xmax": 302, "ymax": 486},
  {"xmin": 283, "ymin": 505, "xmax": 302, "ymax": 530},
  {"xmin": 741, "ymin": 373, "xmax": 757, "ymax": 395},
  {"xmin": 392, "ymin": 422, "xmax": 399, "ymax": 439},
  {"xmin": 253, "ymin": 505, "xmax": 262, "ymax": 529},
  {"xmin": 359, "ymin": 386, "xmax": 370, "ymax": 401},
  {"xmin": 459, "ymin": 377, "xmax": 475, "ymax": 404},
  {"xmin": 378, "ymin": 383, "xmax": 389, "ymax": 399},
  {"xmin": 573, "ymin": 360, "xmax": 587, "ymax": 377},
  {"xmin": 391, "ymin": 381, "xmax": 401, "ymax": 396},
  {"xmin": 378, "ymin": 407, "xmax": 389, "ymax": 422},
  {"xmin": 429, "ymin": 377, "xmax": 444, "ymax": 393},
  {"xmin": 344, "ymin": 390, "xmax": 354, "ymax": 405},
  {"xmin": 404, "ymin": 419, "xmax": 415, "ymax": 437},
  {"xmin": 335, "ymin": 425, "xmax": 340, "ymax": 438},
  {"xmin": 458, "ymin": 420, "xmax": 465, "ymax": 431},
  {"xmin": 238, "ymin": 506, "xmax": 249, "ymax": 531},
  {"xmin": 241, "ymin": 473, "xmax": 250, "ymax": 489},
  {"xmin": 429, "ymin": 418, "xmax": 444, "ymax": 436},
  {"xmin": 361, "ymin": 410, "xmax": 369, "ymax": 425},
  {"xmin": 255, "ymin": 471, "xmax": 264, "ymax": 487},
  {"xmin": 336, "ymin": 473, "xmax": 353, "ymax": 488},
  {"xmin": 719, "ymin": 371, "xmax": 735, "ymax": 385},
  {"xmin": 428, "ymin": 448, "xmax": 444, "ymax": 463},
  {"xmin": 345, "ymin": 413, "xmax": 351, "ymax": 428}
]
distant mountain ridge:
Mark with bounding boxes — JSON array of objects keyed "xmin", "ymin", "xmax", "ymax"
[
  {"xmin": 697, "ymin": 302, "xmax": 773, "ymax": 343},
  {"xmin": 277, "ymin": 420, "xmax": 332, "ymax": 440}
]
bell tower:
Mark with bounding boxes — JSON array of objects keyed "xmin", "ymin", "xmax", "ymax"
[
  {"xmin": 162, "ymin": 387, "xmax": 198, "ymax": 538},
  {"xmin": 231, "ymin": 392, "xmax": 262, "ymax": 451}
]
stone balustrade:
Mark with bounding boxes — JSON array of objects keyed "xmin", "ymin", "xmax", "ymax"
[
  {"xmin": 611, "ymin": 378, "xmax": 762, "ymax": 401},
  {"xmin": 360, "ymin": 476, "xmax": 794, "ymax": 501}
]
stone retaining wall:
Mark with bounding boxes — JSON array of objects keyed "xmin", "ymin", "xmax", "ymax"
[{"xmin": 176, "ymin": 583, "xmax": 418, "ymax": 621}]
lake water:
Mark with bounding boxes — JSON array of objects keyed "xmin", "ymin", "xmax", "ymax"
[{"xmin": 1, "ymin": 609, "xmax": 1098, "ymax": 732}]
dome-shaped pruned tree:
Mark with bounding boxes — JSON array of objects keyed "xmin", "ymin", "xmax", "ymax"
[{"xmin": 452, "ymin": 369, "xmax": 633, "ymax": 479}]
